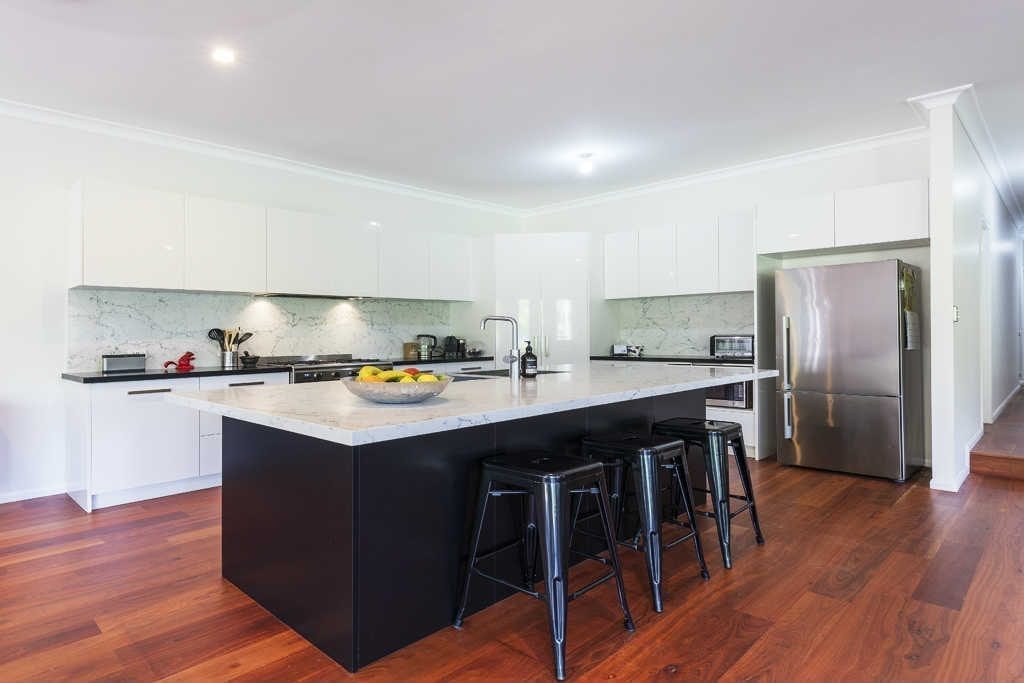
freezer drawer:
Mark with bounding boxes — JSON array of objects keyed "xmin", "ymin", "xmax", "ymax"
[{"xmin": 777, "ymin": 390, "xmax": 905, "ymax": 480}]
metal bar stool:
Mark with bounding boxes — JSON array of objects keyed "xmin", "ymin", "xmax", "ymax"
[
  {"xmin": 580, "ymin": 433, "xmax": 709, "ymax": 612},
  {"xmin": 453, "ymin": 452, "xmax": 635, "ymax": 681},
  {"xmin": 652, "ymin": 418, "xmax": 764, "ymax": 569}
]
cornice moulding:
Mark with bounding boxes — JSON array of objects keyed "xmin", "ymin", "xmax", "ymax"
[
  {"xmin": 0, "ymin": 97, "xmax": 522, "ymax": 217},
  {"xmin": 525, "ymin": 127, "xmax": 929, "ymax": 216}
]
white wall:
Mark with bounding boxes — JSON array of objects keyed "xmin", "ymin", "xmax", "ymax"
[
  {"xmin": 0, "ymin": 112, "xmax": 516, "ymax": 504},
  {"xmin": 951, "ymin": 116, "xmax": 985, "ymax": 472},
  {"xmin": 981, "ymin": 167, "xmax": 1022, "ymax": 422},
  {"xmin": 927, "ymin": 100, "xmax": 1022, "ymax": 491}
]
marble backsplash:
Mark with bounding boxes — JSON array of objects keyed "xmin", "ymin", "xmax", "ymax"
[
  {"xmin": 612, "ymin": 292, "xmax": 754, "ymax": 356},
  {"xmin": 67, "ymin": 289, "xmax": 463, "ymax": 370}
]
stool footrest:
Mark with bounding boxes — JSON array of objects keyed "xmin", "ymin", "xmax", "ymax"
[
  {"xmin": 472, "ymin": 568, "xmax": 542, "ymax": 600},
  {"xmin": 472, "ymin": 538, "xmax": 523, "ymax": 562},
  {"xmin": 692, "ymin": 487, "xmax": 752, "ymax": 504},
  {"xmin": 663, "ymin": 530, "xmax": 699, "ymax": 550},
  {"xmin": 693, "ymin": 502, "xmax": 751, "ymax": 520},
  {"xmin": 571, "ymin": 547, "xmax": 612, "ymax": 565},
  {"xmin": 568, "ymin": 571, "xmax": 616, "ymax": 602}
]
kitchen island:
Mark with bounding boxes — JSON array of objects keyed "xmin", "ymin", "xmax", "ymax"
[{"xmin": 168, "ymin": 363, "xmax": 777, "ymax": 671}]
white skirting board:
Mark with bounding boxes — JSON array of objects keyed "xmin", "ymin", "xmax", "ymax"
[
  {"xmin": 0, "ymin": 485, "xmax": 67, "ymax": 506},
  {"xmin": 89, "ymin": 474, "xmax": 221, "ymax": 511},
  {"xmin": 988, "ymin": 382, "xmax": 1022, "ymax": 424},
  {"xmin": 930, "ymin": 425, "xmax": 984, "ymax": 492},
  {"xmin": 930, "ymin": 466, "xmax": 970, "ymax": 493}
]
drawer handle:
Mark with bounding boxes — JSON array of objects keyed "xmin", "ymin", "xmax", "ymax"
[
  {"xmin": 460, "ymin": 366, "xmax": 483, "ymax": 371},
  {"xmin": 127, "ymin": 388, "xmax": 172, "ymax": 396},
  {"xmin": 229, "ymin": 381, "xmax": 265, "ymax": 387}
]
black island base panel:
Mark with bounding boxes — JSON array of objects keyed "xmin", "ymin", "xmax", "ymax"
[{"xmin": 220, "ymin": 388, "xmax": 706, "ymax": 671}]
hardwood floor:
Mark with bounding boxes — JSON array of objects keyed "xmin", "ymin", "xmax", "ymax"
[
  {"xmin": 972, "ymin": 388, "xmax": 1024, "ymax": 480},
  {"xmin": 1, "ymin": 460, "xmax": 1021, "ymax": 681}
]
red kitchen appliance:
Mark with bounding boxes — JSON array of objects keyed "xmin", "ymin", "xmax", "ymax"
[{"xmin": 164, "ymin": 352, "xmax": 196, "ymax": 372}]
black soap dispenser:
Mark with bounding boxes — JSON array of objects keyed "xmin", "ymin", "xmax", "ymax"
[{"xmin": 521, "ymin": 340, "xmax": 538, "ymax": 379}]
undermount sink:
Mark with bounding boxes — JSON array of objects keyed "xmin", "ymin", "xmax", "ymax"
[{"xmin": 460, "ymin": 368, "xmax": 567, "ymax": 377}]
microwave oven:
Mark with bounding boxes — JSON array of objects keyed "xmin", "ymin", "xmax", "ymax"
[
  {"xmin": 710, "ymin": 334, "xmax": 754, "ymax": 359},
  {"xmin": 706, "ymin": 379, "xmax": 753, "ymax": 409}
]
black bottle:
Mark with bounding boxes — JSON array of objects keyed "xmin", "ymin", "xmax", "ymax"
[{"xmin": 521, "ymin": 340, "xmax": 538, "ymax": 379}]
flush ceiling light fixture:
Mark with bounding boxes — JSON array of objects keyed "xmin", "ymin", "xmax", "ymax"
[
  {"xmin": 210, "ymin": 45, "xmax": 237, "ymax": 65},
  {"xmin": 578, "ymin": 153, "xmax": 595, "ymax": 175}
]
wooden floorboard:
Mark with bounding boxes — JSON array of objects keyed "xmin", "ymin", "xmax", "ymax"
[
  {"xmin": 971, "ymin": 386, "xmax": 1024, "ymax": 480},
  {"xmin": 0, "ymin": 459, "xmax": 1020, "ymax": 681}
]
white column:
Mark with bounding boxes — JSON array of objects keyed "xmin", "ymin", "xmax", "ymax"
[{"xmin": 907, "ymin": 86, "xmax": 969, "ymax": 491}]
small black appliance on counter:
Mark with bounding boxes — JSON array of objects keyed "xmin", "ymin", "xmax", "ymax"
[{"xmin": 443, "ymin": 335, "xmax": 468, "ymax": 360}]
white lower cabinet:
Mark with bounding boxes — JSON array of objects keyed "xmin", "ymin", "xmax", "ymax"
[
  {"xmin": 88, "ymin": 378, "xmax": 200, "ymax": 499},
  {"xmin": 64, "ymin": 372, "xmax": 287, "ymax": 511},
  {"xmin": 705, "ymin": 406, "xmax": 757, "ymax": 458},
  {"xmin": 401, "ymin": 360, "xmax": 498, "ymax": 375},
  {"xmin": 199, "ymin": 435, "xmax": 223, "ymax": 478},
  {"xmin": 196, "ymin": 372, "xmax": 289, "ymax": 476}
]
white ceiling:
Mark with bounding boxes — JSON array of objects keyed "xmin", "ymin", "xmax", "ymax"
[{"xmin": 0, "ymin": 0, "xmax": 1023, "ymax": 210}]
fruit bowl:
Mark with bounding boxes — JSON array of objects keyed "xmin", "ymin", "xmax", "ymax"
[{"xmin": 342, "ymin": 376, "xmax": 452, "ymax": 404}]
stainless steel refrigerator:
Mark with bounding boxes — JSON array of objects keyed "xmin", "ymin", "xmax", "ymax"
[{"xmin": 775, "ymin": 260, "xmax": 924, "ymax": 481}]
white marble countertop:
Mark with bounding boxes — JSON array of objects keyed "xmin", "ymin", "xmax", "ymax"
[{"xmin": 166, "ymin": 362, "xmax": 779, "ymax": 446}]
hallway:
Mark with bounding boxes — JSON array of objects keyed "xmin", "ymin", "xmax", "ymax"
[{"xmin": 971, "ymin": 388, "xmax": 1024, "ymax": 480}]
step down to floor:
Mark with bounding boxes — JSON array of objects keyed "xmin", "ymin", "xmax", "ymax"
[{"xmin": 970, "ymin": 451, "xmax": 1024, "ymax": 481}]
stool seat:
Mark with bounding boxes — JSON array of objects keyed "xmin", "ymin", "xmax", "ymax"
[
  {"xmin": 653, "ymin": 417, "xmax": 743, "ymax": 438},
  {"xmin": 581, "ymin": 432, "xmax": 685, "ymax": 457},
  {"xmin": 485, "ymin": 452, "xmax": 600, "ymax": 482}
]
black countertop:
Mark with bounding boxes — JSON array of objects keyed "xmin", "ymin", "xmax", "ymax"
[
  {"xmin": 590, "ymin": 355, "xmax": 755, "ymax": 365},
  {"xmin": 392, "ymin": 356, "xmax": 494, "ymax": 367},
  {"xmin": 61, "ymin": 357, "xmax": 496, "ymax": 384},
  {"xmin": 61, "ymin": 366, "xmax": 292, "ymax": 384}
]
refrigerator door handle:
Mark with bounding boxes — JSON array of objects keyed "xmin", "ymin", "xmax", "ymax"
[
  {"xmin": 781, "ymin": 315, "xmax": 792, "ymax": 390},
  {"xmin": 783, "ymin": 391, "xmax": 794, "ymax": 439}
]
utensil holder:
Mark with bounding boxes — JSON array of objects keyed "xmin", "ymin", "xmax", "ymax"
[{"xmin": 220, "ymin": 351, "xmax": 239, "ymax": 369}]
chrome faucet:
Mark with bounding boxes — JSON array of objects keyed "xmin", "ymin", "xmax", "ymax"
[{"xmin": 481, "ymin": 315, "xmax": 520, "ymax": 381}]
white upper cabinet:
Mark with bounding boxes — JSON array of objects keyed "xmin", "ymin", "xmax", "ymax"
[
  {"xmin": 338, "ymin": 221, "xmax": 380, "ymax": 297},
  {"xmin": 267, "ymin": 208, "xmax": 345, "ymax": 296},
  {"xmin": 637, "ymin": 225, "xmax": 677, "ymax": 297},
  {"xmin": 756, "ymin": 192, "xmax": 835, "ymax": 254},
  {"xmin": 604, "ymin": 231, "xmax": 639, "ymax": 299},
  {"xmin": 676, "ymin": 214, "xmax": 719, "ymax": 295},
  {"xmin": 186, "ymin": 196, "xmax": 267, "ymax": 293},
  {"xmin": 834, "ymin": 179, "xmax": 928, "ymax": 248},
  {"xmin": 717, "ymin": 209, "xmax": 756, "ymax": 292},
  {"xmin": 75, "ymin": 179, "xmax": 186, "ymax": 289},
  {"xmin": 429, "ymin": 232, "xmax": 473, "ymax": 301},
  {"xmin": 379, "ymin": 228, "xmax": 430, "ymax": 299}
]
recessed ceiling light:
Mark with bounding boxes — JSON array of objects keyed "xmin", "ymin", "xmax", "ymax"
[
  {"xmin": 368, "ymin": 220, "xmax": 380, "ymax": 227},
  {"xmin": 578, "ymin": 153, "xmax": 595, "ymax": 175},
  {"xmin": 210, "ymin": 46, "xmax": 237, "ymax": 65}
]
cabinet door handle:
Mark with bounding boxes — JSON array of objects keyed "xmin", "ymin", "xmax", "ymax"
[
  {"xmin": 127, "ymin": 387, "xmax": 172, "ymax": 396},
  {"xmin": 229, "ymin": 381, "xmax": 265, "ymax": 387}
]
